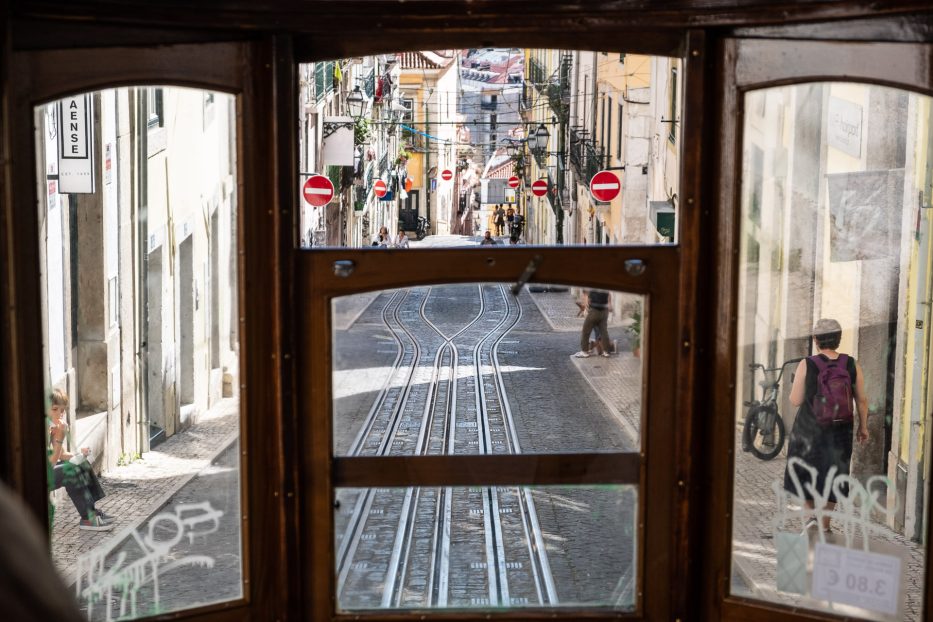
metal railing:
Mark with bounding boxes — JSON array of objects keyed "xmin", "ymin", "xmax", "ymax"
[
  {"xmin": 362, "ymin": 68, "xmax": 376, "ymax": 99},
  {"xmin": 569, "ymin": 128, "xmax": 604, "ymax": 182}
]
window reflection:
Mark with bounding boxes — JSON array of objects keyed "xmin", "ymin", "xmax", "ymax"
[
  {"xmin": 732, "ymin": 83, "xmax": 930, "ymax": 621},
  {"xmin": 38, "ymin": 87, "xmax": 243, "ymax": 619}
]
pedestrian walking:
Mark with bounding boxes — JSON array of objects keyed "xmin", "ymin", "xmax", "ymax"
[
  {"xmin": 394, "ymin": 230, "xmax": 410, "ymax": 248},
  {"xmin": 573, "ymin": 290, "xmax": 612, "ymax": 358},
  {"xmin": 494, "ymin": 205, "xmax": 505, "ymax": 236},
  {"xmin": 47, "ymin": 389, "xmax": 113, "ymax": 531},
  {"xmin": 783, "ymin": 318, "xmax": 869, "ymax": 534},
  {"xmin": 506, "ymin": 206, "xmax": 515, "ymax": 234}
]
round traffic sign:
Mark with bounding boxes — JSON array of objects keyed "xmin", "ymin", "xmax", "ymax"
[
  {"xmin": 508, "ymin": 175, "xmax": 520, "ymax": 189},
  {"xmin": 441, "ymin": 169, "xmax": 453, "ymax": 181},
  {"xmin": 373, "ymin": 179, "xmax": 388, "ymax": 198},
  {"xmin": 531, "ymin": 178, "xmax": 548, "ymax": 197},
  {"xmin": 302, "ymin": 174, "xmax": 335, "ymax": 207},
  {"xmin": 589, "ymin": 170, "xmax": 621, "ymax": 202}
]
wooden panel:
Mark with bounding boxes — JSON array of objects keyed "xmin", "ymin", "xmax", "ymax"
[
  {"xmin": 296, "ymin": 245, "xmax": 674, "ymax": 298},
  {"xmin": 734, "ymin": 38, "xmax": 933, "ymax": 93},
  {"xmin": 10, "ymin": 42, "xmax": 250, "ymax": 105},
  {"xmin": 12, "ymin": 1, "xmax": 933, "ymax": 37},
  {"xmin": 674, "ymin": 28, "xmax": 707, "ymax": 621},
  {"xmin": 333, "ymin": 453, "xmax": 641, "ymax": 488}
]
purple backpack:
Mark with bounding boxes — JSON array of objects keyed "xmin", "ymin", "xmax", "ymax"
[{"xmin": 809, "ymin": 354, "xmax": 854, "ymax": 426}]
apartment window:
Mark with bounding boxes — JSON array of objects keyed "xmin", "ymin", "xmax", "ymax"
[
  {"xmin": 397, "ymin": 97, "xmax": 414, "ymax": 123},
  {"xmin": 147, "ymin": 87, "xmax": 163, "ymax": 129}
]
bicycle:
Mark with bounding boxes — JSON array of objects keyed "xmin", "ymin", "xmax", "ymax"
[{"xmin": 741, "ymin": 357, "xmax": 803, "ymax": 460}]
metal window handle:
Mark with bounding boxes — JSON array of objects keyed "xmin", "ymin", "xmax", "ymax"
[
  {"xmin": 333, "ymin": 260, "xmax": 355, "ymax": 277},
  {"xmin": 511, "ymin": 255, "xmax": 542, "ymax": 296},
  {"xmin": 624, "ymin": 259, "xmax": 646, "ymax": 277}
]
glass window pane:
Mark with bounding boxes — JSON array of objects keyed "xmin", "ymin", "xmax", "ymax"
[
  {"xmin": 298, "ymin": 49, "xmax": 681, "ymax": 249},
  {"xmin": 335, "ymin": 485, "xmax": 637, "ymax": 611},
  {"xmin": 731, "ymin": 83, "xmax": 931, "ymax": 621},
  {"xmin": 39, "ymin": 87, "xmax": 243, "ymax": 619},
  {"xmin": 333, "ymin": 284, "xmax": 644, "ymax": 455}
]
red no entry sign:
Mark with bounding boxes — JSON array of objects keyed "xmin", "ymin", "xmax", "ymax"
[
  {"xmin": 531, "ymin": 178, "xmax": 548, "ymax": 197},
  {"xmin": 589, "ymin": 170, "xmax": 621, "ymax": 202},
  {"xmin": 373, "ymin": 179, "xmax": 388, "ymax": 198},
  {"xmin": 508, "ymin": 175, "xmax": 520, "ymax": 189},
  {"xmin": 441, "ymin": 169, "xmax": 453, "ymax": 181},
  {"xmin": 303, "ymin": 174, "xmax": 335, "ymax": 207}
]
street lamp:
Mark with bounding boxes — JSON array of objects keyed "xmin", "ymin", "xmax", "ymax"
[
  {"xmin": 526, "ymin": 130, "xmax": 538, "ymax": 152},
  {"xmin": 346, "ymin": 85, "xmax": 365, "ymax": 120},
  {"xmin": 534, "ymin": 123, "xmax": 550, "ymax": 152}
]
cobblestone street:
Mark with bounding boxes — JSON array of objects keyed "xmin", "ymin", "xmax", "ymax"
[
  {"xmin": 51, "ymin": 398, "xmax": 240, "ymax": 619},
  {"xmin": 49, "ymin": 286, "xmax": 927, "ymax": 619}
]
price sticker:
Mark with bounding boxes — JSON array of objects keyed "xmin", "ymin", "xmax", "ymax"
[{"xmin": 812, "ymin": 542, "xmax": 901, "ymax": 616}]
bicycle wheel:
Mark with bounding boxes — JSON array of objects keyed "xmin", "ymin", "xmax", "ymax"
[{"xmin": 743, "ymin": 404, "xmax": 785, "ymax": 461}]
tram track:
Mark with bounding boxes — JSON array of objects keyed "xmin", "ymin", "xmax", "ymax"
[{"xmin": 336, "ymin": 284, "xmax": 557, "ymax": 610}]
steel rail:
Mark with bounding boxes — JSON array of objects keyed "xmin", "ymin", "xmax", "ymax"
[
  {"xmin": 337, "ymin": 288, "xmax": 427, "ymax": 598},
  {"xmin": 491, "ymin": 286, "xmax": 558, "ymax": 605}
]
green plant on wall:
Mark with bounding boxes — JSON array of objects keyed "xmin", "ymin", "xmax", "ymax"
[
  {"xmin": 511, "ymin": 152, "xmax": 525, "ymax": 178},
  {"xmin": 395, "ymin": 149, "xmax": 412, "ymax": 167},
  {"xmin": 353, "ymin": 117, "xmax": 371, "ymax": 145}
]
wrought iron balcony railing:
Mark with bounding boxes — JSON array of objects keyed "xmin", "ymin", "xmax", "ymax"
[
  {"xmin": 362, "ymin": 68, "xmax": 376, "ymax": 99},
  {"xmin": 569, "ymin": 128, "xmax": 605, "ymax": 183}
]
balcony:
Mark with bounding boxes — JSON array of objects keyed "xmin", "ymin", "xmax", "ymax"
[
  {"xmin": 362, "ymin": 68, "xmax": 376, "ymax": 99},
  {"xmin": 569, "ymin": 128, "xmax": 604, "ymax": 183},
  {"xmin": 527, "ymin": 55, "xmax": 570, "ymax": 123}
]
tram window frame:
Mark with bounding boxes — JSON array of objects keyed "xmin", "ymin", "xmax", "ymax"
[
  {"xmin": 2, "ymin": 39, "xmax": 290, "ymax": 620},
  {"xmin": 2, "ymin": 5, "xmax": 933, "ymax": 622},
  {"xmin": 293, "ymin": 32, "xmax": 703, "ymax": 620},
  {"xmin": 706, "ymin": 36, "xmax": 933, "ymax": 622}
]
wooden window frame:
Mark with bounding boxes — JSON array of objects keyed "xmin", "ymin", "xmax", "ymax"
[
  {"xmin": 705, "ymin": 35, "xmax": 933, "ymax": 622},
  {"xmin": 2, "ymin": 38, "xmax": 293, "ymax": 620},
  {"xmin": 3, "ymin": 5, "xmax": 931, "ymax": 622}
]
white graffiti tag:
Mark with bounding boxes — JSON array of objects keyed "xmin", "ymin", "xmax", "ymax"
[
  {"xmin": 774, "ymin": 457, "xmax": 894, "ymax": 550},
  {"xmin": 75, "ymin": 501, "xmax": 224, "ymax": 621}
]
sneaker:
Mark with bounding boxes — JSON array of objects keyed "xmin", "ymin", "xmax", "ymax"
[
  {"xmin": 573, "ymin": 351, "xmax": 591, "ymax": 358},
  {"xmin": 96, "ymin": 511, "xmax": 115, "ymax": 525},
  {"xmin": 600, "ymin": 352, "xmax": 611, "ymax": 357},
  {"xmin": 79, "ymin": 515, "xmax": 113, "ymax": 532}
]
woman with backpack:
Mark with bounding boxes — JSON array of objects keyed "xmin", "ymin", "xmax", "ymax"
[{"xmin": 783, "ymin": 318, "xmax": 869, "ymax": 534}]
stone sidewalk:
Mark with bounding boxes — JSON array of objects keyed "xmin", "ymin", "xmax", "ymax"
[
  {"xmin": 51, "ymin": 397, "xmax": 239, "ymax": 586},
  {"xmin": 526, "ymin": 287, "xmax": 923, "ymax": 620},
  {"xmin": 527, "ymin": 287, "xmax": 641, "ymax": 446}
]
